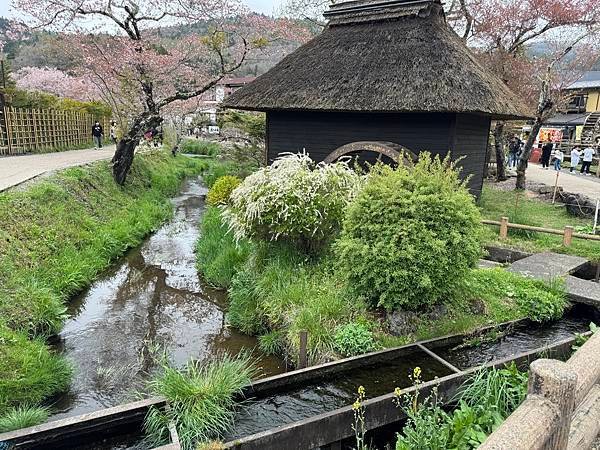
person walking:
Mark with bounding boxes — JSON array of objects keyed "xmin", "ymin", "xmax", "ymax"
[
  {"xmin": 581, "ymin": 146, "xmax": 595, "ymax": 175},
  {"xmin": 92, "ymin": 121, "xmax": 103, "ymax": 149},
  {"xmin": 552, "ymin": 148, "xmax": 564, "ymax": 171},
  {"xmin": 109, "ymin": 122, "xmax": 118, "ymax": 145},
  {"xmin": 570, "ymin": 147, "xmax": 581, "ymax": 173},
  {"xmin": 541, "ymin": 142, "xmax": 553, "ymax": 169},
  {"xmin": 508, "ymin": 136, "xmax": 521, "ymax": 169}
]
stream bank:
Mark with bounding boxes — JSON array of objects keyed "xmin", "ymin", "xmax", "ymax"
[{"xmin": 49, "ymin": 176, "xmax": 284, "ymax": 421}]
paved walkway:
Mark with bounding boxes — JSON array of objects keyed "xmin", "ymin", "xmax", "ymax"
[
  {"xmin": 0, "ymin": 146, "xmax": 115, "ymax": 191},
  {"xmin": 526, "ymin": 163, "xmax": 600, "ymax": 201}
]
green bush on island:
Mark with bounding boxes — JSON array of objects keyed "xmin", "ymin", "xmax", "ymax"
[
  {"xmin": 336, "ymin": 153, "xmax": 483, "ymax": 311},
  {"xmin": 207, "ymin": 175, "xmax": 242, "ymax": 206},
  {"xmin": 223, "ymin": 153, "xmax": 363, "ymax": 253}
]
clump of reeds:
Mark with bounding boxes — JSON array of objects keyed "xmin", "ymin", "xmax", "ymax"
[{"xmin": 143, "ymin": 352, "xmax": 258, "ymax": 450}]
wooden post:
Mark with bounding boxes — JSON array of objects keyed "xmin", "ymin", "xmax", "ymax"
[
  {"xmin": 298, "ymin": 330, "xmax": 308, "ymax": 369},
  {"xmin": 595, "ymin": 263, "xmax": 599, "ymax": 284},
  {"xmin": 500, "ymin": 216, "xmax": 509, "ymax": 239},
  {"xmin": 528, "ymin": 359, "xmax": 577, "ymax": 450},
  {"xmin": 563, "ymin": 226, "xmax": 574, "ymax": 246},
  {"xmin": 594, "ymin": 200, "xmax": 599, "ymax": 234},
  {"xmin": 552, "ymin": 171, "xmax": 560, "ymax": 204}
]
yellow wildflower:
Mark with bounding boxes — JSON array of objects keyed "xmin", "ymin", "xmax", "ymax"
[
  {"xmin": 394, "ymin": 387, "xmax": 402, "ymax": 397},
  {"xmin": 352, "ymin": 400, "xmax": 361, "ymax": 411},
  {"xmin": 358, "ymin": 385, "xmax": 365, "ymax": 396}
]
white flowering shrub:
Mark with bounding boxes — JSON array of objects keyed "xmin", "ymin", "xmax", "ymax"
[{"xmin": 222, "ymin": 152, "xmax": 362, "ymax": 252}]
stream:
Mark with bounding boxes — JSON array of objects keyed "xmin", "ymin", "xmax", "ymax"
[{"xmin": 49, "ymin": 176, "xmax": 284, "ymax": 421}]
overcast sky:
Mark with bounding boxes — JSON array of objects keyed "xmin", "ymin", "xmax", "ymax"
[{"xmin": 1, "ymin": 0, "xmax": 283, "ymax": 19}]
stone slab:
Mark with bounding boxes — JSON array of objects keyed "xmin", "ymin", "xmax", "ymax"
[
  {"xmin": 478, "ymin": 259, "xmax": 502, "ymax": 269},
  {"xmin": 508, "ymin": 252, "xmax": 589, "ymax": 282},
  {"xmin": 565, "ymin": 275, "xmax": 600, "ymax": 307}
]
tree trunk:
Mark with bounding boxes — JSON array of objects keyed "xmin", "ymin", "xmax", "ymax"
[
  {"xmin": 493, "ymin": 121, "xmax": 508, "ymax": 181},
  {"xmin": 112, "ymin": 114, "xmax": 161, "ymax": 185},
  {"xmin": 515, "ymin": 116, "xmax": 543, "ymax": 190}
]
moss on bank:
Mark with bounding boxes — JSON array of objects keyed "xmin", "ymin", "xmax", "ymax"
[{"xmin": 0, "ymin": 151, "xmax": 207, "ymax": 419}]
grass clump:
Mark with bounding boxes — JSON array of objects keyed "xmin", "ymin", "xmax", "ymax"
[
  {"xmin": 180, "ymin": 139, "xmax": 221, "ymax": 156},
  {"xmin": 144, "ymin": 353, "xmax": 257, "ymax": 450},
  {"xmin": 0, "ymin": 323, "xmax": 72, "ymax": 409},
  {"xmin": 461, "ymin": 268, "xmax": 567, "ymax": 323},
  {"xmin": 196, "ymin": 206, "xmax": 253, "ymax": 289},
  {"xmin": 0, "ymin": 405, "xmax": 50, "ymax": 432},
  {"xmin": 227, "ymin": 244, "xmax": 370, "ymax": 365}
]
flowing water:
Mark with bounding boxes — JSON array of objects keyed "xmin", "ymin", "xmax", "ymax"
[{"xmin": 49, "ymin": 176, "xmax": 284, "ymax": 421}]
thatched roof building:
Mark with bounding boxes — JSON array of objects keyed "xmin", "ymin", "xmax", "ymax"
[{"xmin": 224, "ymin": 0, "xmax": 530, "ymax": 196}]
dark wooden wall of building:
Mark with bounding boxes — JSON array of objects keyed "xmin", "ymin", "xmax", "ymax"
[{"xmin": 266, "ymin": 110, "xmax": 490, "ymax": 197}]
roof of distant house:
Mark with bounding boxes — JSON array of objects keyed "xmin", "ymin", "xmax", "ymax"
[
  {"xmin": 220, "ymin": 76, "xmax": 256, "ymax": 87},
  {"xmin": 567, "ymin": 71, "xmax": 600, "ymax": 90},
  {"xmin": 224, "ymin": 0, "xmax": 530, "ymax": 119}
]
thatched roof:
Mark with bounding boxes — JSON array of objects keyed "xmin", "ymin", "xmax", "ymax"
[{"xmin": 224, "ymin": 0, "xmax": 531, "ymax": 119}]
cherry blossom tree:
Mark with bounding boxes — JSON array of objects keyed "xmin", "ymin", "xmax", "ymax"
[
  {"xmin": 447, "ymin": 0, "xmax": 600, "ymax": 184},
  {"xmin": 14, "ymin": 66, "xmax": 101, "ymax": 101},
  {"xmin": 13, "ymin": 0, "xmax": 299, "ymax": 184}
]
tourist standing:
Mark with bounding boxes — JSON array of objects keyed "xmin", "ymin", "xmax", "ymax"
[
  {"xmin": 541, "ymin": 142, "xmax": 553, "ymax": 169},
  {"xmin": 92, "ymin": 121, "xmax": 103, "ymax": 149},
  {"xmin": 570, "ymin": 147, "xmax": 581, "ymax": 173},
  {"xmin": 552, "ymin": 148, "xmax": 564, "ymax": 171},
  {"xmin": 508, "ymin": 136, "xmax": 521, "ymax": 169},
  {"xmin": 109, "ymin": 122, "xmax": 118, "ymax": 145},
  {"xmin": 581, "ymin": 146, "xmax": 595, "ymax": 175}
]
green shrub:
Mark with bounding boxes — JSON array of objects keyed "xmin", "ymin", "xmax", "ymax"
[
  {"xmin": 223, "ymin": 153, "xmax": 362, "ymax": 253},
  {"xmin": 336, "ymin": 153, "xmax": 482, "ymax": 311},
  {"xmin": 333, "ymin": 322, "xmax": 376, "ymax": 357},
  {"xmin": 202, "ymin": 160, "xmax": 249, "ymax": 188},
  {"xmin": 180, "ymin": 139, "xmax": 221, "ymax": 156},
  {"xmin": 207, "ymin": 176, "xmax": 242, "ymax": 206},
  {"xmin": 196, "ymin": 207, "xmax": 252, "ymax": 288},
  {"xmin": 0, "ymin": 405, "xmax": 50, "ymax": 432},
  {"xmin": 0, "ymin": 325, "xmax": 72, "ymax": 409},
  {"xmin": 144, "ymin": 353, "xmax": 257, "ymax": 450}
]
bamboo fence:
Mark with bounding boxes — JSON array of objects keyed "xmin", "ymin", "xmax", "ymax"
[{"xmin": 0, "ymin": 107, "xmax": 110, "ymax": 156}]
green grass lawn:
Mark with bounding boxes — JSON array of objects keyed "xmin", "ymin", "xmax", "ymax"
[{"xmin": 479, "ymin": 183, "xmax": 599, "ymax": 260}]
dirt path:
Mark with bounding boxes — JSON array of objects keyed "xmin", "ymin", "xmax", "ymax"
[
  {"xmin": 526, "ymin": 163, "xmax": 600, "ymax": 201},
  {"xmin": 0, "ymin": 146, "xmax": 115, "ymax": 191}
]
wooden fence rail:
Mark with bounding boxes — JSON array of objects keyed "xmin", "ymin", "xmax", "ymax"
[
  {"xmin": 0, "ymin": 107, "xmax": 109, "ymax": 156},
  {"xmin": 480, "ymin": 330, "xmax": 600, "ymax": 450},
  {"xmin": 482, "ymin": 218, "xmax": 600, "ymax": 246}
]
